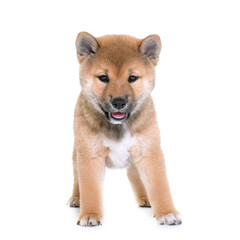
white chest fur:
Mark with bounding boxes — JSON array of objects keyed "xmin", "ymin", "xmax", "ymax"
[{"xmin": 103, "ymin": 132, "xmax": 135, "ymax": 168}]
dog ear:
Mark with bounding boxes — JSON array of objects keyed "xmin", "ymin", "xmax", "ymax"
[
  {"xmin": 76, "ymin": 32, "xmax": 99, "ymax": 62},
  {"xmin": 139, "ymin": 35, "xmax": 161, "ymax": 64}
]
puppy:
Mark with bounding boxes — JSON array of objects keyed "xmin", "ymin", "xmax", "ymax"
[{"xmin": 68, "ymin": 32, "xmax": 182, "ymax": 226}]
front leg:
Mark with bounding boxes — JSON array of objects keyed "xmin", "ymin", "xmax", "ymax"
[
  {"xmin": 76, "ymin": 150, "xmax": 106, "ymax": 227},
  {"xmin": 68, "ymin": 148, "xmax": 80, "ymax": 207},
  {"xmin": 132, "ymin": 146, "xmax": 182, "ymax": 225}
]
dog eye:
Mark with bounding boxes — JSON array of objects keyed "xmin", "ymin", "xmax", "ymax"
[
  {"xmin": 128, "ymin": 75, "xmax": 139, "ymax": 83},
  {"xmin": 98, "ymin": 75, "xmax": 109, "ymax": 83}
]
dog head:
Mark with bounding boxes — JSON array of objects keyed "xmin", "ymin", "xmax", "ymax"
[{"xmin": 76, "ymin": 32, "xmax": 161, "ymax": 124}]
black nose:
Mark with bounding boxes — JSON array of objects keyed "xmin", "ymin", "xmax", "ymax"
[{"xmin": 111, "ymin": 97, "xmax": 127, "ymax": 110}]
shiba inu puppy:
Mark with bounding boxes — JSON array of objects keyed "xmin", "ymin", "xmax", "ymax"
[{"xmin": 68, "ymin": 32, "xmax": 182, "ymax": 226}]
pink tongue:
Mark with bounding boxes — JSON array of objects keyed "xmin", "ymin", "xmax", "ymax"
[{"xmin": 111, "ymin": 112, "xmax": 126, "ymax": 119}]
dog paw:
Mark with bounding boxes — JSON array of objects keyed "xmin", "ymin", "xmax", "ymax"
[
  {"xmin": 156, "ymin": 213, "xmax": 182, "ymax": 225},
  {"xmin": 68, "ymin": 196, "xmax": 80, "ymax": 207},
  {"xmin": 138, "ymin": 198, "xmax": 151, "ymax": 207},
  {"xmin": 77, "ymin": 213, "xmax": 102, "ymax": 227}
]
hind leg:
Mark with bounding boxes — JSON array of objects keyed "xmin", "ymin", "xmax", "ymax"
[
  {"xmin": 68, "ymin": 148, "xmax": 80, "ymax": 207},
  {"xmin": 127, "ymin": 164, "xmax": 151, "ymax": 207}
]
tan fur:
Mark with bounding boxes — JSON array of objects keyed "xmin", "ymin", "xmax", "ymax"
[{"xmin": 69, "ymin": 32, "xmax": 181, "ymax": 226}]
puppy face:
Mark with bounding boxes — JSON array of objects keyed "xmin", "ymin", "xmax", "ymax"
[{"xmin": 76, "ymin": 32, "xmax": 161, "ymax": 124}]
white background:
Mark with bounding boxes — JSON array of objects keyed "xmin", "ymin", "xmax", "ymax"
[{"xmin": 0, "ymin": 0, "xmax": 239, "ymax": 239}]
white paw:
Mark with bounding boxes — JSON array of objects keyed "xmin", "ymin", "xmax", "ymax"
[
  {"xmin": 77, "ymin": 214, "xmax": 102, "ymax": 227},
  {"xmin": 156, "ymin": 213, "xmax": 182, "ymax": 225}
]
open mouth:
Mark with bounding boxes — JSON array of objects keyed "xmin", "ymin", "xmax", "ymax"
[
  {"xmin": 111, "ymin": 112, "xmax": 126, "ymax": 120},
  {"xmin": 109, "ymin": 111, "xmax": 129, "ymax": 123},
  {"xmin": 99, "ymin": 104, "xmax": 130, "ymax": 124}
]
